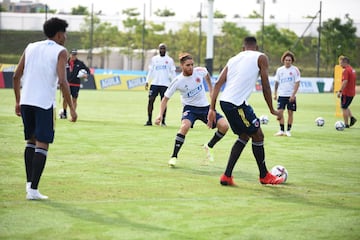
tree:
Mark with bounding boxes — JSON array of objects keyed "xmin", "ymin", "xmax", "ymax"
[
  {"xmin": 71, "ymin": 5, "xmax": 89, "ymax": 15},
  {"xmin": 213, "ymin": 10, "xmax": 226, "ymax": 19},
  {"xmin": 215, "ymin": 22, "xmax": 250, "ymax": 72},
  {"xmin": 154, "ymin": 8, "xmax": 175, "ymax": 17},
  {"xmin": 80, "ymin": 14, "xmax": 120, "ymax": 68},
  {"xmin": 320, "ymin": 15, "xmax": 357, "ymax": 73}
]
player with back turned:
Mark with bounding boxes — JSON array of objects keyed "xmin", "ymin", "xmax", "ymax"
[
  {"xmin": 13, "ymin": 17, "xmax": 77, "ymax": 200},
  {"xmin": 207, "ymin": 36, "xmax": 284, "ymax": 186}
]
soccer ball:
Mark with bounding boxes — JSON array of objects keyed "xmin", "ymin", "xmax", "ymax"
[
  {"xmin": 315, "ymin": 117, "xmax": 325, "ymax": 127},
  {"xmin": 259, "ymin": 115, "xmax": 269, "ymax": 125},
  {"xmin": 335, "ymin": 121, "xmax": 345, "ymax": 131},
  {"xmin": 77, "ymin": 69, "xmax": 88, "ymax": 79},
  {"xmin": 270, "ymin": 165, "xmax": 288, "ymax": 183}
]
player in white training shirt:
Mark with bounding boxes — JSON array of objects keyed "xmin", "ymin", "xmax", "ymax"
[
  {"xmin": 13, "ymin": 17, "xmax": 77, "ymax": 200},
  {"xmin": 155, "ymin": 53, "xmax": 228, "ymax": 167},
  {"xmin": 144, "ymin": 43, "xmax": 176, "ymax": 126},
  {"xmin": 208, "ymin": 36, "xmax": 284, "ymax": 186},
  {"xmin": 273, "ymin": 51, "xmax": 300, "ymax": 137}
]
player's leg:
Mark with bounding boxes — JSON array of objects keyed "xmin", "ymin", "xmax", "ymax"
[
  {"xmin": 26, "ymin": 106, "xmax": 55, "ymax": 199},
  {"xmin": 251, "ymin": 128, "xmax": 284, "ymax": 184},
  {"xmin": 275, "ymin": 97, "xmax": 286, "ymax": 136},
  {"xmin": 20, "ymin": 105, "xmax": 36, "ymax": 192},
  {"xmin": 145, "ymin": 85, "xmax": 157, "ymax": 126},
  {"xmin": 71, "ymin": 86, "xmax": 80, "ymax": 111},
  {"xmin": 285, "ymin": 98, "xmax": 296, "ymax": 136},
  {"xmin": 219, "ymin": 101, "xmax": 249, "ymax": 185},
  {"xmin": 168, "ymin": 119, "xmax": 192, "ymax": 167},
  {"xmin": 159, "ymin": 86, "xmax": 168, "ymax": 126}
]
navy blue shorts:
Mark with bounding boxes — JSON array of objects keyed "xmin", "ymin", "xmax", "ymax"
[
  {"xmin": 277, "ymin": 96, "xmax": 297, "ymax": 111},
  {"xmin": 70, "ymin": 86, "xmax": 80, "ymax": 98},
  {"xmin": 20, "ymin": 105, "xmax": 55, "ymax": 143},
  {"xmin": 182, "ymin": 105, "xmax": 224, "ymax": 129},
  {"xmin": 149, "ymin": 85, "xmax": 167, "ymax": 98},
  {"xmin": 341, "ymin": 95, "xmax": 354, "ymax": 109},
  {"xmin": 220, "ymin": 101, "xmax": 260, "ymax": 136}
]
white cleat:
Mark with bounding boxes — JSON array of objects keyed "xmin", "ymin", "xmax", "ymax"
[
  {"xmin": 274, "ymin": 130, "xmax": 285, "ymax": 136},
  {"xmin": 285, "ymin": 131, "xmax": 291, "ymax": 137},
  {"xmin": 26, "ymin": 189, "xmax": 48, "ymax": 200},
  {"xmin": 168, "ymin": 157, "xmax": 177, "ymax": 168},
  {"xmin": 203, "ymin": 144, "xmax": 214, "ymax": 162}
]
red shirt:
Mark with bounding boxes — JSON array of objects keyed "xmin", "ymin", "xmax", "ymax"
[{"xmin": 342, "ymin": 65, "xmax": 356, "ymax": 96}]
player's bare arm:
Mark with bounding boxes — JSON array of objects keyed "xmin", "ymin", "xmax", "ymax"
[
  {"xmin": 13, "ymin": 52, "xmax": 25, "ymax": 117},
  {"xmin": 207, "ymin": 66, "xmax": 227, "ymax": 128},
  {"xmin": 205, "ymin": 73, "xmax": 213, "ymax": 97},
  {"xmin": 258, "ymin": 55, "xmax": 279, "ymax": 118},
  {"xmin": 155, "ymin": 97, "xmax": 169, "ymax": 125}
]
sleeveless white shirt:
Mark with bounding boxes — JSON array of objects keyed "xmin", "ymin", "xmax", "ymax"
[
  {"xmin": 20, "ymin": 39, "xmax": 65, "ymax": 109},
  {"xmin": 219, "ymin": 50, "xmax": 263, "ymax": 106}
]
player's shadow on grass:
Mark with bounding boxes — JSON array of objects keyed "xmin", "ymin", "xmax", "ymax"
[{"xmin": 42, "ymin": 201, "xmax": 183, "ymax": 235}]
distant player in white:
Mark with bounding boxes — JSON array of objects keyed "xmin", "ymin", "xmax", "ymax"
[
  {"xmin": 155, "ymin": 53, "xmax": 228, "ymax": 167},
  {"xmin": 273, "ymin": 51, "xmax": 300, "ymax": 137},
  {"xmin": 207, "ymin": 36, "xmax": 284, "ymax": 186},
  {"xmin": 144, "ymin": 43, "xmax": 176, "ymax": 126}
]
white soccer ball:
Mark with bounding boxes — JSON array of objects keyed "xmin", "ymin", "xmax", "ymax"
[
  {"xmin": 77, "ymin": 69, "xmax": 87, "ymax": 79},
  {"xmin": 270, "ymin": 165, "xmax": 288, "ymax": 183},
  {"xmin": 335, "ymin": 121, "xmax": 345, "ymax": 131},
  {"xmin": 259, "ymin": 115, "xmax": 269, "ymax": 125},
  {"xmin": 315, "ymin": 117, "xmax": 325, "ymax": 127}
]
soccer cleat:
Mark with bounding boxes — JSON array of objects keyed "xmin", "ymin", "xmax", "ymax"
[
  {"xmin": 59, "ymin": 111, "xmax": 67, "ymax": 119},
  {"xmin": 203, "ymin": 144, "xmax": 214, "ymax": 162},
  {"xmin": 220, "ymin": 174, "xmax": 236, "ymax": 186},
  {"xmin": 274, "ymin": 130, "xmax": 285, "ymax": 136},
  {"xmin": 26, "ymin": 182, "xmax": 31, "ymax": 193},
  {"xmin": 285, "ymin": 131, "xmax": 291, "ymax": 137},
  {"xmin": 168, "ymin": 157, "xmax": 177, "ymax": 167},
  {"xmin": 161, "ymin": 122, "xmax": 167, "ymax": 127},
  {"xmin": 350, "ymin": 117, "xmax": 357, "ymax": 127},
  {"xmin": 144, "ymin": 121, "xmax": 152, "ymax": 126},
  {"xmin": 26, "ymin": 189, "xmax": 48, "ymax": 200},
  {"xmin": 260, "ymin": 172, "xmax": 285, "ymax": 185}
]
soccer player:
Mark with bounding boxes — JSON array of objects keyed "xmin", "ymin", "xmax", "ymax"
[
  {"xmin": 13, "ymin": 17, "xmax": 77, "ymax": 200},
  {"xmin": 144, "ymin": 43, "xmax": 176, "ymax": 126},
  {"xmin": 155, "ymin": 53, "xmax": 229, "ymax": 167},
  {"xmin": 273, "ymin": 51, "xmax": 301, "ymax": 137},
  {"xmin": 207, "ymin": 36, "xmax": 284, "ymax": 186},
  {"xmin": 59, "ymin": 49, "xmax": 90, "ymax": 119},
  {"xmin": 337, "ymin": 56, "xmax": 357, "ymax": 128}
]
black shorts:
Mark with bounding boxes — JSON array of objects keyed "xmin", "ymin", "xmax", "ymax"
[
  {"xmin": 20, "ymin": 105, "xmax": 55, "ymax": 143},
  {"xmin": 148, "ymin": 85, "xmax": 167, "ymax": 98},
  {"xmin": 70, "ymin": 85, "xmax": 80, "ymax": 98},
  {"xmin": 341, "ymin": 95, "xmax": 354, "ymax": 109},
  {"xmin": 182, "ymin": 105, "xmax": 224, "ymax": 129},
  {"xmin": 277, "ymin": 96, "xmax": 297, "ymax": 111},
  {"xmin": 220, "ymin": 101, "xmax": 260, "ymax": 136}
]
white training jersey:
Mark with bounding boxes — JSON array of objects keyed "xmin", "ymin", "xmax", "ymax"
[
  {"xmin": 219, "ymin": 50, "xmax": 264, "ymax": 106},
  {"xmin": 146, "ymin": 54, "xmax": 176, "ymax": 87},
  {"xmin": 274, "ymin": 65, "xmax": 301, "ymax": 96},
  {"xmin": 165, "ymin": 67, "xmax": 210, "ymax": 107},
  {"xmin": 20, "ymin": 39, "xmax": 65, "ymax": 109}
]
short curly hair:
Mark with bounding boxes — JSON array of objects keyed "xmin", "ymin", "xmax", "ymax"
[
  {"xmin": 43, "ymin": 17, "xmax": 68, "ymax": 38},
  {"xmin": 281, "ymin": 51, "xmax": 295, "ymax": 63}
]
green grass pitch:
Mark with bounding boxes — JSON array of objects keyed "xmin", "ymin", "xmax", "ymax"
[{"xmin": 1, "ymin": 89, "xmax": 359, "ymax": 239}]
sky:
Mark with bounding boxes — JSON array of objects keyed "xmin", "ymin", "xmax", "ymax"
[{"xmin": 26, "ymin": 0, "xmax": 359, "ymax": 21}]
